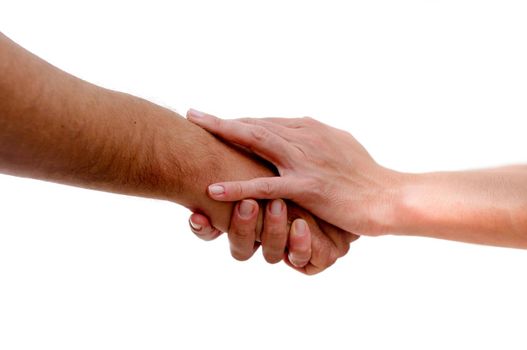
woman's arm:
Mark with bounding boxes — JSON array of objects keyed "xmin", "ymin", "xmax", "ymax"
[
  {"xmin": 187, "ymin": 110, "xmax": 527, "ymax": 248},
  {"xmin": 0, "ymin": 33, "xmax": 356, "ymax": 274},
  {"xmin": 395, "ymin": 167, "xmax": 527, "ymax": 247}
]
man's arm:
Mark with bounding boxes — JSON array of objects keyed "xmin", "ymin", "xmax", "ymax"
[
  {"xmin": 0, "ymin": 33, "xmax": 356, "ymax": 274},
  {"xmin": 0, "ymin": 32, "xmax": 250, "ymax": 229}
]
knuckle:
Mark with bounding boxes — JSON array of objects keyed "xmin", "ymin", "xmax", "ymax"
[
  {"xmin": 238, "ymin": 117, "xmax": 254, "ymax": 125},
  {"xmin": 230, "ymin": 228, "xmax": 250, "ymax": 240},
  {"xmin": 250, "ymin": 126, "xmax": 269, "ymax": 142},
  {"xmin": 268, "ymin": 229, "xmax": 286, "ymax": 240},
  {"xmin": 297, "ymin": 177, "xmax": 319, "ymax": 200},
  {"xmin": 302, "ymin": 177, "xmax": 318, "ymax": 190},
  {"xmin": 210, "ymin": 116, "xmax": 223, "ymax": 129},
  {"xmin": 302, "ymin": 116, "xmax": 317, "ymax": 125},
  {"xmin": 255, "ymin": 180, "xmax": 273, "ymax": 196},
  {"xmin": 316, "ymin": 245, "xmax": 337, "ymax": 268},
  {"xmin": 327, "ymin": 249, "xmax": 338, "ymax": 266},
  {"xmin": 233, "ymin": 182, "xmax": 245, "ymax": 198},
  {"xmin": 262, "ymin": 236, "xmax": 286, "ymax": 256}
]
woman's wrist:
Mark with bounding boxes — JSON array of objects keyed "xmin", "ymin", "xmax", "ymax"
[
  {"xmin": 382, "ymin": 169, "xmax": 527, "ymax": 247},
  {"xmin": 364, "ymin": 168, "xmax": 419, "ymax": 236},
  {"xmin": 383, "ymin": 170, "xmax": 453, "ymax": 237}
]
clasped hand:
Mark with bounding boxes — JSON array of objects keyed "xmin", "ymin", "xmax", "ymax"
[{"xmin": 184, "ymin": 109, "xmax": 399, "ymax": 275}]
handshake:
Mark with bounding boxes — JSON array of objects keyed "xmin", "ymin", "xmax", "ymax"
[
  {"xmin": 184, "ymin": 110, "xmax": 378, "ymax": 275},
  {"xmin": 182, "ymin": 109, "xmax": 527, "ymax": 275},
  {"xmin": 2, "ymin": 32, "xmax": 526, "ymax": 274}
]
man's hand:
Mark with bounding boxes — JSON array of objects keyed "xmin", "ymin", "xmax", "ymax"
[
  {"xmin": 189, "ymin": 199, "xmax": 313, "ymax": 268},
  {"xmin": 189, "ymin": 199, "xmax": 359, "ymax": 275}
]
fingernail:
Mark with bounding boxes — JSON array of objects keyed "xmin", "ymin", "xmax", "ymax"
[
  {"xmin": 189, "ymin": 219, "xmax": 202, "ymax": 231},
  {"xmin": 188, "ymin": 108, "xmax": 207, "ymax": 119},
  {"xmin": 288, "ymin": 253, "xmax": 302, "ymax": 268},
  {"xmin": 208, "ymin": 184, "xmax": 225, "ymax": 196},
  {"xmin": 270, "ymin": 199, "xmax": 283, "ymax": 215},
  {"xmin": 238, "ymin": 200, "xmax": 255, "ymax": 219},
  {"xmin": 294, "ymin": 219, "xmax": 306, "ymax": 236}
]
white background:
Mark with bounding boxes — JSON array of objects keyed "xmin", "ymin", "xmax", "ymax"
[{"xmin": 1, "ymin": 1, "xmax": 526, "ymax": 349}]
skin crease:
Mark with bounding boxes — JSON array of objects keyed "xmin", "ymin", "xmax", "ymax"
[
  {"xmin": 187, "ymin": 110, "xmax": 527, "ymax": 249},
  {"xmin": 0, "ymin": 33, "xmax": 358, "ymax": 275}
]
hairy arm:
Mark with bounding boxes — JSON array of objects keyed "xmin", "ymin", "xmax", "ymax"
[
  {"xmin": 0, "ymin": 33, "xmax": 355, "ymax": 273},
  {"xmin": 0, "ymin": 32, "xmax": 267, "ymax": 232}
]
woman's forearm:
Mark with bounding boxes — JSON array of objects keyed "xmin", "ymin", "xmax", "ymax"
[{"xmin": 392, "ymin": 167, "xmax": 527, "ymax": 248}]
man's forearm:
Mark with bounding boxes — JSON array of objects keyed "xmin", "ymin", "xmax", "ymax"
[
  {"xmin": 0, "ymin": 32, "xmax": 273, "ymax": 232},
  {"xmin": 391, "ymin": 167, "xmax": 527, "ymax": 248}
]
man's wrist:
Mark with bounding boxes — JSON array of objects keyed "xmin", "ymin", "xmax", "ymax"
[{"xmin": 150, "ymin": 110, "xmax": 274, "ymax": 233}]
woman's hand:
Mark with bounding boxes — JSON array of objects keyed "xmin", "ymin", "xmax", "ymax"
[{"xmin": 187, "ymin": 110, "xmax": 403, "ymax": 236}]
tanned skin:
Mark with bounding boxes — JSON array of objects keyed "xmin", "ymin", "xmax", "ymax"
[{"xmin": 0, "ymin": 33, "xmax": 357, "ymax": 275}]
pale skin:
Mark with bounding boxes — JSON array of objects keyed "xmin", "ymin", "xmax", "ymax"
[
  {"xmin": 187, "ymin": 110, "xmax": 527, "ymax": 249},
  {"xmin": 0, "ymin": 32, "xmax": 359, "ymax": 275}
]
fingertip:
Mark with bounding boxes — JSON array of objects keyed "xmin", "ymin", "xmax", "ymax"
[
  {"xmin": 189, "ymin": 213, "xmax": 223, "ymax": 241},
  {"xmin": 189, "ymin": 213, "xmax": 211, "ymax": 230},
  {"xmin": 208, "ymin": 184, "xmax": 226, "ymax": 198},
  {"xmin": 288, "ymin": 254, "xmax": 310, "ymax": 268},
  {"xmin": 230, "ymin": 245, "xmax": 256, "ymax": 261},
  {"xmin": 187, "ymin": 108, "xmax": 208, "ymax": 120},
  {"xmin": 288, "ymin": 219, "xmax": 312, "ymax": 267},
  {"xmin": 263, "ymin": 254, "xmax": 283, "ymax": 265},
  {"xmin": 283, "ymin": 254, "xmax": 308, "ymax": 274},
  {"xmin": 208, "ymin": 182, "xmax": 245, "ymax": 202},
  {"xmin": 260, "ymin": 199, "xmax": 288, "ymax": 264}
]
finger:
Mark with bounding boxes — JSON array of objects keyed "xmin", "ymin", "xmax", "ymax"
[
  {"xmin": 189, "ymin": 213, "xmax": 223, "ymax": 241},
  {"xmin": 208, "ymin": 177, "xmax": 304, "ymax": 202},
  {"xmin": 284, "ymin": 206, "xmax": 340, "ymax": 275},
  {"xmin": 236, "ymin": 118, "xmax": 292, "ymax": 135},
  {"xmin": 186, "ymin": 109, "xmax": 294, "ymax": 167},
  {"xmin": 238, "ymin": 117, "xmax": 305, "ymax": 129},
  {"xmin": 228, "ymin": 199, "xmax": 259, "ymax": 261},
  {"xmin": 261, "ymin": 199, "xmax": 288, "ymax": 264},
  {"xmin": 282, "ymin": 255, "xmax": 312, "ymax": 275},
  {"xmin": 287, "ymin": 219, "xmax": 312, "ymax": 268}
]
